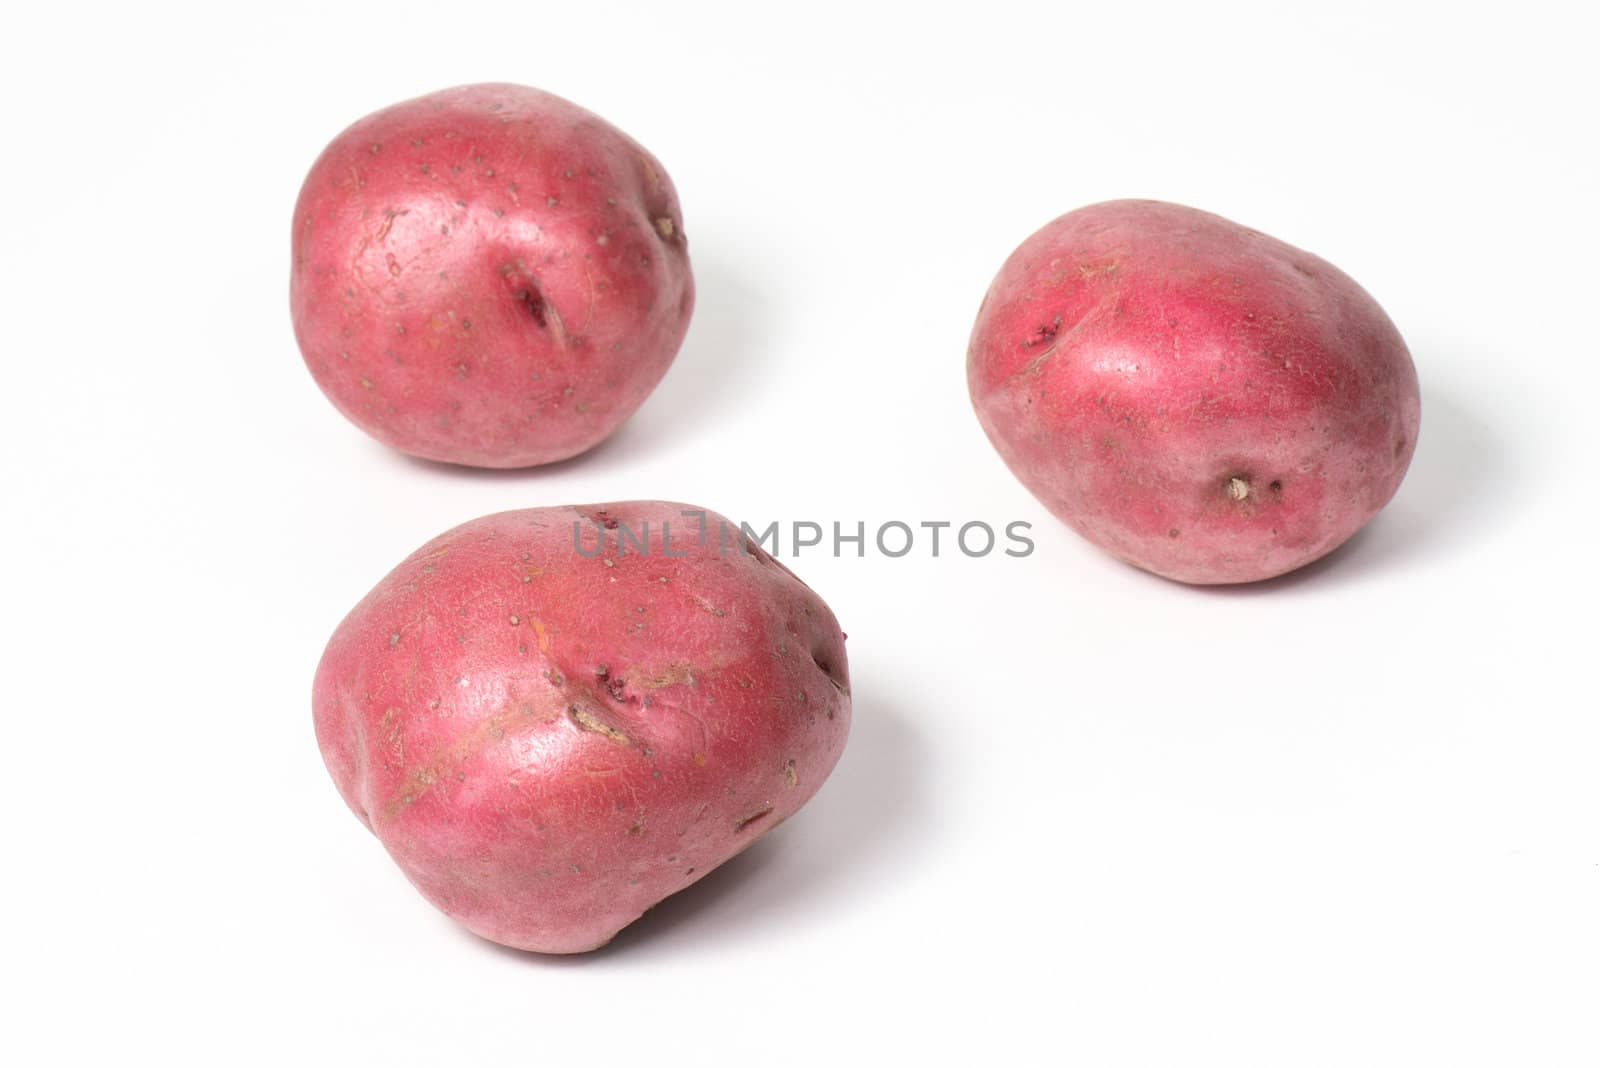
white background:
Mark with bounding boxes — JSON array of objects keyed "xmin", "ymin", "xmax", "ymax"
[{"xmin": 4, "ymin": 1, "xmax": 1596, "ymax": 1063}]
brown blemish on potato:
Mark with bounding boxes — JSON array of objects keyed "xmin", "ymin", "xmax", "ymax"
[
  {"xmin": 567, "ymin": 704, "xmax": 632, "ymax": 746},
  {"xmin": 380, "ymin": 693, "xmax": 555, "ymax": 821},
  {"xmin": 637, "ymin": 661, "xmax": 699, "ymax": 689},
  {"xmin": 529, "ymin": 617, "xmax": 551, "ymax": 651},
  {"xmin": 733, "ymin": 807, "xmax": 774, "ymax": 833},
  {"xmin": 784, "ymin": 760, "xmax": 798, "ymax": 788},
  {"xmin": 374, "ymin": 208, "xmax": 408, "ymax": 243},
  {"xmin": 1023, "ymin": 315, "xmax": 1062, "ymax": 349},
  {"xmin": 379, "ymin": 707, "xmax": 405, "ymax": 764},
  {"xmin": 653, "ymin": 217, "xmax": 675, "ymax": 239},
  {"xmin": 593, "ymin": 664, "xmax": 635, "ymax": 704},
  {"xmin": 1227, "ymin": 476, "xmax": 1251, "ymax": 501},
  {"xmin": 1014, "ymin": 297, "xmax": 1111, "ymax": 380}
]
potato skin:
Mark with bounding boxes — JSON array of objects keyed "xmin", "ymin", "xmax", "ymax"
[
  {"xmin": 291, "ymin": 84, "xmax": 693, "ymax": 467},
  {"xmin": 967, "ymin": 199, "xmax": 1420, "ymax": 584},
  {"xmin": 313, "ymin": 503, "xmax": 850, "ymax": 953}
]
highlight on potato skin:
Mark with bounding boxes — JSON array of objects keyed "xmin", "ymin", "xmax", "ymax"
[
  {"xmin": 313, "ymin": 502, "xmax": 851, "ymax": 954},
  {"xmin": 290, "ymin": 83, "xmax": 694, "ymax": 468},
  {"xmin": 966, "ymin": 198, "xmax": 1421, "ymax": 585}
]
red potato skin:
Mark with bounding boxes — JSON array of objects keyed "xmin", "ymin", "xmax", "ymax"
[
  {"xmin": 291, "ymin": 84, "xmax": 693, "ymax": 468},
  {"xmin": 967, "ymin": 199, "xmax": 1420, "ymax": 584},
  {"xmin": 313, "ymin": 503, "xmax": 851, "ymax": 953}
]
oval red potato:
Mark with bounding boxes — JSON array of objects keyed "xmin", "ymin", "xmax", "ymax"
[
  {"xmin": 967, "ymin": 199, "xmax": 1420, "ymax": 584},
  {"xmin": 291, "ymin": 84, "xmax": 694, "ymax": 467},
  {"xmin": 313, "ymin": 502, "xmax": 851, "ymax": 953}
]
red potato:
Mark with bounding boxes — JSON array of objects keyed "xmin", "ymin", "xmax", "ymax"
[
  {"xmin": 313, "ymin": 502, "xmax": 851, "ymax": 953},
  {"xmin": 967, "ymin": 199, "xmax": 1420, "ymax": 584},
  {"xmin": 291, "ymin": 84, "xmax": 693, "ymax": 467}
]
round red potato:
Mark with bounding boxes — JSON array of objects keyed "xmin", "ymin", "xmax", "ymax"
[
  {"xmin": 291, "ymin": 84, "xmax": 693, "ymax": 467},
  {"xmin": 968, "ymin": 199, "xmax": 1420, "ymax": 584},
  {"xmin": 313, "ymin": 502, "xmax": 851, "ymax": 953}
]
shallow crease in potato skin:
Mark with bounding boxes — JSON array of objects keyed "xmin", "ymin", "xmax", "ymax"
[
  {"xmin": 290, "ymin": 83, "xmax": 694, "ymax": 468},
  {"xmin": 312, "ymin": 502, "xmax": 851, "ymax": 953},
  {"xmin": 966, "ymin": 198, "xmax": 1421, "ymax": 584}
]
